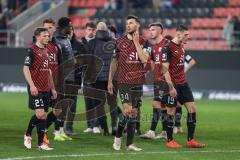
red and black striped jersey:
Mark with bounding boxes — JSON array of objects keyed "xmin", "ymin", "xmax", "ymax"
[
  {"xmin": 162, "ymin": 41, "xmax": 186, "ymax": 85},
  {"xmin": 24, "ymin": 45, "xmax": 50, "ymax": 91},
  {"xmin": 151, "ymin": 38, "xmax": 168, "ymax": 82},
  {"xmin": 113, "ymin": 35, "xmax": 151, "ymax": 84}
]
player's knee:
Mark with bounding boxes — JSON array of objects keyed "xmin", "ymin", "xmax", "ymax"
[
  {"xmin": 167, "ymin": 107, "xmax": 176, "ymax": 115},
  {"xmin": 152, "ymin": 101, "xmax": 161, "ymax": 108},
  {"xmin": 35, "ymin": 110, "xmax": 45, "ymax": 119},
  {"xmin": 133, "ymin": 98, "xmax": 142, "ymax": 108},
  {"xmin": 186, "ymin": 103, "xmax": 196, "ymax": 113},
  {"xmin": 123, "ymin": 103, "xmax": 132, "ymax": 115},
  {"xmin": 53, "ymin": 109, "xmax": 62, "ymax": 117}
]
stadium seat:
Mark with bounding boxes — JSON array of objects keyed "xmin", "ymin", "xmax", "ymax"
[{"xmin": 228, "ymin": 0, "xmax": 240, "ymax": 7}]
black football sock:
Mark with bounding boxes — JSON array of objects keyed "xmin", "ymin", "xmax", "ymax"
[
  {"xmin": 166, "ymin": 114, "xmax": 174, "ymax": 142},
  {"xmin": 116, "ymin": 113, "xmax": 128, "ymax": 138},
  {"xmin": 187, "ymin": 112, "xmax": 196, "ymax": 141},
  {"xmin": 55, "ymin": 118, "xmax": 63, "ymax": 131},
  {"xmin": 126, "ymin": 118, "xmax": 136, "ymax": 146},
  {"xmin": 175, "ymin": 107, "xmax": 182, "ymax": 127},
  {"xmin": 135, "ymin": 109, "xmax": 140, "ymax": 131},
  {"xmin": 161, "ymin": 109, "xmax": 167, "ymax": 131},
  {"xmin": 150, "ymin": 108, "xmax": 161, "ymax": 131},
  {"xmin": 37, "ymin": 119, "xmax": 46, "ymax": 145},
  {"xmin": 110, "ymin": 106, "xmax": 119, "ymax": 128},
  {"xmin": 26, "ymin": 115, "xmax": 39, "ymax": 136},
  {"xmin": 46, "ymin": 111, "xmax": 57, "ymax": 129}
]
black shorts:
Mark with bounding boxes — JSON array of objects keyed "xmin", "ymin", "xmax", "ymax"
[
  {"xmin": 175, "ymin": 82, "xmax": 194, "ymax": 105},
  {"xmin": 153, "ymin": 81, "xmax": 169, "ymax": 102},
  {"xmin": 28, "ymin": 87, "xmax": 51, "ymax": 112},
  {"xmin": 118, "ymin": 84, "xmax": 143, "ymax": 104}
]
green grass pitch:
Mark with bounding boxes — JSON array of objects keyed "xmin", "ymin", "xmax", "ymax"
[{"xmin": 0, "ymin": 92, "xmax": 240, "ymax": 160}]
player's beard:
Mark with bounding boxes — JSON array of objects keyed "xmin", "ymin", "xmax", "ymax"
[{"xmin": 128, "ymin": 29, "xmax": 136, "ymax": 35}]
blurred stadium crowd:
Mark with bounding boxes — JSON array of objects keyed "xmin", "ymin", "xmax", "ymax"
[{"xmin": 0, "ymin": 0, "xmax": 240, "ymax": 49}]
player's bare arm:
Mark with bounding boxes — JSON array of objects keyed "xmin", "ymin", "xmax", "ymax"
[
  {"xmin": 108, "ymin": 57, "xmax": 118, "ymax": 95},
  {"xmin": 162, "ymin": 62, "xmax": 177, "ymax": 98},
  {"xmin": 23, "ymin": 65, "xmax": 38, "ymax": 96},
  {"xmin": 49, "ymin": 69, "xmax": 57, "ymax": 99},
  {"xmin": 185, "ymin": 58, "xmax": 196, "ymax": 73}
]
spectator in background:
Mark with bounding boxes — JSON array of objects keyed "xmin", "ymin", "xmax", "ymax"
[
  {"xmin": 104, "ymin": 0, "xmax": 117, "ymax": 10},
  {"xmin": 152, "ymin": 0, "xmax": 161, "ymax": 10},
  {"xmin": 81, "ymin": 22, "xmax": 101, "ymax": 134},
  {"xmin": 160, "ymin": 0, "xmax": 173, "ymax": 9},
  {"xmin": 233, "ymin": 16, "xmax": 240, "ymax": 48},
  {"xmin": 64, "ymin": 26, "xmax": 86, "ymax": 135},
  {"xmin": 223, "ymin": 16, "xmax": 236, "ymax": 48},
  {"xmin": 0, "ymin": 2, "xmax": 7, "ymax": 46},
  {"xmin": 19, "ymin": 0, "xmax": 28, "ymax": 12},
  {"xmin": 88, "ymin": 22, "xmax": 117, "ymax": 136},
  {"xmin": 7, "ymin": 0, "xmax": 16, "ymax": 12},
  {"xmin": 108, "ymin": 25, "xmax": 117, "ymax": 39}
]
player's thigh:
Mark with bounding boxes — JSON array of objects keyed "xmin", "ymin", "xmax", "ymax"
[
  {"xmin": 131, "ymin": 85, "xmax": 143, "ymax": 108},
  {"xmin": 29, "ymin": 92, "xmax": 49, "ymax": 113},
  {"xmin": 122, "ymin": 102, "xmax": 132, "ymax": 115},
  {"xmin": 119, "ymin": 84, "xmax": 132, "ymax": 105},
  {"xmin": 152, "ymin": 100, "xmax": 161, "ymax": 108},
  {"xmin": 166, "ymin": 106, "xmax": 176, "ymax": 115},
  {"xmin": 176, "ymin": 83, "xmax": 194, "ymax": 106}
]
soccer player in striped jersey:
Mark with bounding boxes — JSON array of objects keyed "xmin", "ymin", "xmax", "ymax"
[
  {"xmin": 23, "ymin": 27, "xmax": 57, "ymax": 150},
  {"xmin": 140, "ymin": 22, "xmax": 168, "ymax": 140},
  {"xmin": 161, "ymin": 25, "xmax": 205, "ymax": 148},
  {"xmin": 108, "ymin": 15, "xmax": 151, "ymax": 151}
]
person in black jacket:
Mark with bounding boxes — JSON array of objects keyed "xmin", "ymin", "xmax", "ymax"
[
  {"xmin": 81, "ymin": 22, "xmax": 102, "ymax": 134},
  {"xmin": 52, "ymin": 17, "xmax": 75, "ymax": 141},
  {"xmin": 64, "ymin": 26, "xmax": 87, "ymax": 135},
  {"xmin": 89, "ymin": 22, "xmax": 116, "ymax": 136}
]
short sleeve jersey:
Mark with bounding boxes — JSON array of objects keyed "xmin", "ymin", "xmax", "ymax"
[
  {"xmin": 162, "ymin": 41, "xmax": 186, "ymax": 85},
  {"xmin": 24, "ymin": 45, "xmax": 50, "ymax": 91},
  {"xmin": 113, "ymin": 35, "xmax": 151, "ymax": 84},
  {"xmin": 151, "ymin": 38, "xmax": 168, "ymax": 82}
]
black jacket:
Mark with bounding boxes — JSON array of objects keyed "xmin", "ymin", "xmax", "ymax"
[
  {"xmin": 53, "ymin": 30, "xmax": 75, "ymax": 84},
  {"xmin": 89, "ymin": 30, "xmax": 115, "ymax": 81},
  {"xmin": 71, "ymin": 36, "xmax": 86, "ymax": 85}
]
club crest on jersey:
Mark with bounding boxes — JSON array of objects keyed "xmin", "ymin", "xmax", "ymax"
[
  {"xmin": 43, "ymin": 59, "xmax": 49, "ymax": 68},
  {"xmin": 147, "ymin": 47, "xmax": 151, "ymax": 54},
  {"xmin": 25, "ymin": 56, "xmax": 30, "ymax": 64}
]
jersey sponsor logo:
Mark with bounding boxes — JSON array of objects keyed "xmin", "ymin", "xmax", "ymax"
[
  {"xmin": 158, "ymin": 47, "xmax": 162, "ymax": 52},
  {"xmin": 49, "ymin": 53, "xmax": 56, "ymax": 62},
  {"xmin": 128, "ymin": 51, "xmax": 139, "ymax": 62},
  {"xmin": 42, "ymin": 59, "xmax": 49, "ymax": 69}
]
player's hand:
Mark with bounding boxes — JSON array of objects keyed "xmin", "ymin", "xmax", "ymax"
[
  {"xmin": 108, "ymin": 81, "xmax": 113, "ymax": 95},
  {"xmin": 30, "ymin": 85, "xmax": 38, "ymax": 96},
  {"xmin": 132, "ymin": 31, "xmax": 140, "ymax": 44},
  {"xmin": 51, "ymin": 89, "xmax": 57, "ymax": 100},
  {"xmin": 169, "ymin": 87, "xmax": 177, "ymax": 98}
]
